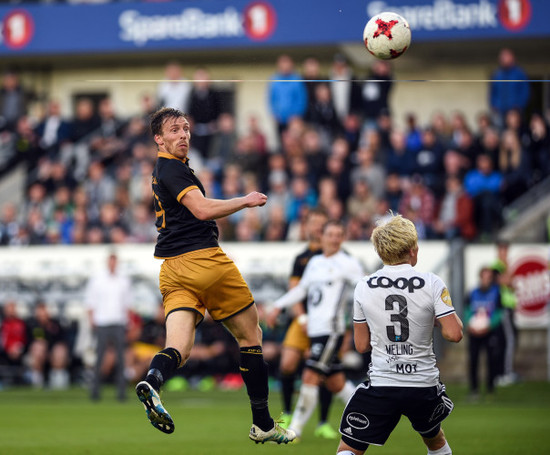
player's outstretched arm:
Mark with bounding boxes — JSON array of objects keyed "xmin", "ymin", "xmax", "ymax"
[
  {"xmin": 438, "ymin": 313, "xmax": 463, "ymax": 343},
  {"xmin": 181, "ymin": 188, "xmax": 267, "ymax": 220}
]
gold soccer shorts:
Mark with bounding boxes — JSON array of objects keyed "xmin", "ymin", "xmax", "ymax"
[
  {"xmin": 159, "ymin": 247, "xmax": 254, "ymax": 323},
  {"xmin": 282, "ymin": 318, "xmax": 310, "ymax": 352}
]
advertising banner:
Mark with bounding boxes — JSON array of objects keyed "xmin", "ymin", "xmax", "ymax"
[{"xmin": 0, "ymin": 0, "xmax": 547, "ymax": 57}]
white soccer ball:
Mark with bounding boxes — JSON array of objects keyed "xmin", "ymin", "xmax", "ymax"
[{"xmin": 363, "ymin": 12, "xmax": 411, "ymax": 60}]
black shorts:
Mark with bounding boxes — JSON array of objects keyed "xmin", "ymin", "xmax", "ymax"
[
  {"xmin": 305, "ymin": 334, "xmax": 344, "ymax": 375},
  {"xmin": 339, "ymin": 382, "xmax": 454, "ymax": 448}
]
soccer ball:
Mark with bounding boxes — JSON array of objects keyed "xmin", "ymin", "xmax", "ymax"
[{"xmin": 363, "ymin": 12, "xmax": 411, "ymax": 60}]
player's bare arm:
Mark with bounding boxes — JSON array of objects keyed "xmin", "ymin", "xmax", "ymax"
[
  {"xmin": 266, "ymin": 284, "xmax": 308, "ymax": 328},
  {"xmin": 438, "ymin": 313, "xmax": 463, "ymax": 343},
  {"xmin": 353, "ymin": 321, "xmax": 371, "ymax": 353},
  {"xmin": 181, "ymin": 188, "xmax": 267, "ymax": 220}
]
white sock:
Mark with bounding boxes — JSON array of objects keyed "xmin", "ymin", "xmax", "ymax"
[
  {"xmin": 289, "ymin": 383, "xmax": 319, "ymax": 436},
  {"xmin": 428, "ymin": 441, "xmax": 452, "ymax": 455},
  {"xmin": 337, "ymin": 451, "xmax": 356, "ymax": 455},
  {"xmin": 336, "ymin": 380, "xmax": 356, "ymax": 403},
  {"xmin": 49, "ymin": 369, "xmax": 69, "ymax": 389}
]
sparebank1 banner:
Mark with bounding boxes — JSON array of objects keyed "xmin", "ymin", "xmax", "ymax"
[{"xmin": 0, "ymin": 0, "xmax": 547, "ymax": 56}]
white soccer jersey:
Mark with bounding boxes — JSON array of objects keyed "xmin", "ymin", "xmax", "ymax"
[
  {"xmin": 274, "ymin": 250, "xmax": 364, "ymax": 337},
  {"xmin": 354, "ymin": 264, "xmax": 456, "ymax": 387}
]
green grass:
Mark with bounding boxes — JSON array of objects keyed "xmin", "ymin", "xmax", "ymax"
[{"xmin": 0, "ymin": 382, "xmax": 549, "ymax": 454}]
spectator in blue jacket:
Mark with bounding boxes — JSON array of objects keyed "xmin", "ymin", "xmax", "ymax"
[
  {"xmin": 464, "ymin": 154, "xmax": 503, "ymax": 240},
  {"xmin": 268, "ymin": 55, "xmax": 307, "ymax": 139},
  {"xmin": 466, "ymin": 266, "xmax": 503, "ymax": 399},
  {"xmin": 489, "ymin": 48, "xmax": 530, "ymax": 129}
]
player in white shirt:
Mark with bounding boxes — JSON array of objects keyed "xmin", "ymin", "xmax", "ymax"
[
  {"xmin": 267, "ymin": 220, "xmax": 364, "ymax": 439},
  {"xmin": 336, "ymin": 214, "xmax": 463, "ymax": 455}
]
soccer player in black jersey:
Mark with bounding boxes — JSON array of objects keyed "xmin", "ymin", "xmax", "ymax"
[{"xmin": 135, "ymin": 107, "xmax": 295, "ymax": 444}]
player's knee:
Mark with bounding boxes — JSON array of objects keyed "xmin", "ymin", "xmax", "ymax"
[{"xmin": 280, "ymin": 360, "xmax": 297, "ymax": 375}]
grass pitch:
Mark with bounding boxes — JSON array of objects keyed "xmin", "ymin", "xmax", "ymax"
[{"xmin": 0, "ymin": 382, "xmax": 549, "ymax": 454}]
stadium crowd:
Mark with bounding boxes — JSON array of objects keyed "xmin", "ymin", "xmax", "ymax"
[
  {"xmin": 0, "ymin": 51, "xmax": 536, "ymax": 393},
  {"xmin": 0, "ymin": 53, "xmax": 547, "ymax": 248}
]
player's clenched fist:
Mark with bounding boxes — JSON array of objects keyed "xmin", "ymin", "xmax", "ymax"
[{"xmin": 245, "ymin": 191, "xmax": 268, "ymax": 207}]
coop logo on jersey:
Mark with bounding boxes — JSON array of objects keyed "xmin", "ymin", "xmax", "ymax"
[
  {"xmin": 243, "ymin": 2, "xmax": 277, "ymax": 41},
  {"xmin": 346, "ymin": 412, "xmax": 370, "ymax": 429},
  {"xmin": 510, "ymin": 256, "xmax": 550, "ymax": 317},
  {"xmin": 367, "ymin": 276, "xmax": 425, "ymax": 293},
  {"xmin": 441, "ymin": 288, "xmax": 452, "ymax": 307},
  {"xmin": 1, "ymin": 9, "xmax": 34, "ymax": 49},
  {"xmin": 498, "ymin": 0, "xmax": 531, "ymax": 31}
]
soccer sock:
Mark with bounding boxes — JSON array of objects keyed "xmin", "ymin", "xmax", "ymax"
[
  {"xmin": 338, "ymin": 451, "xmax": 357, "ymax": 455},
  {"xmin": 289, "ymin": 383, "xmax": 319, "ymax": 436},
  {"xmin": 145, "ymin": 347, "xmax": 182, "ymax": 392},
  {"xmin": 318, "ymin": 384, "xmax": 333, "ymax": 423},
  {"xmin": 336, "ymin": 380, "xmax": 356, "ymax": 403},
  {"xmin": 428, "ymin": 441, "xmax": 452, "ymax": 455},
  {"xmin": 239, "ymin": 346, "xmax": 273, "ymax": 431},
  {"xmin": 281, "ymin": 373, "xmax": 296, "ymax": 414}
]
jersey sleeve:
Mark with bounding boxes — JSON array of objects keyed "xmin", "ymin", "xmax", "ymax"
[
  {"xmin": 353, "ymin": 280, "xmax": 367, "ymax": 323},
  {"xmin": 432, "ymin": 274, "xmax": 456, "ymax": 319},
  {"xmin": 275, "ymin": 259, "xmax": 313, "ymax": 309},
  {"xmin": 162, "ymin": 162, "xmax": 200, "ymax": 203}
]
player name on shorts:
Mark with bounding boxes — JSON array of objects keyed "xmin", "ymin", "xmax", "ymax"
[
  {"xmin": 385, "ymin": 343, "xmax": 414, "ymax": 355},
  {"xmin": 366, "ymin": 276, "xmax": 425, "ymax": 292}
]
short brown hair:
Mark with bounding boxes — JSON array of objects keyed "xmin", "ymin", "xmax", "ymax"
[
  {"xmin": 322, "ymin": 219, "xmax": 345, "ymax": 233},
  {"xmin": 150, "ymin": 107, "xmax": 186, "ymax": 137}
]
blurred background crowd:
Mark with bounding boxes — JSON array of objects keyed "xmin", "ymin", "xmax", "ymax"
[{"xmin": 0, "ymin": 49, "xmax": 548, "ymax": 249}]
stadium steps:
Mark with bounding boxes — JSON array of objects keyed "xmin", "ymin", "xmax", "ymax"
[
  {"xmin": 0, "ymin": 163, "xmax": 25, "ymax": 208},
  {"xmin": 498, "ymin": 175, "xmax": 550, "ymax": 242}
]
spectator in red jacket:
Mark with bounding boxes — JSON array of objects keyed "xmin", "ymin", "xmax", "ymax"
[
  {"xmin": 0, "ymin": 300, "xmax": 28, "ymax": 367},
  {"xmin": 433, "ymin": 175, "xmax": 476, "ymax": 240}
]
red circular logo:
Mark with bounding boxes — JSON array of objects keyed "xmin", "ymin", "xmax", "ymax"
[
  {"xmin": 3, "ymin": 10, "xmax": 34, "ymax": 49},
  {"xmin": 498, "ymin": 0, "xmax": 531, "ymax": 31},
  {"xmin": 510, "ymin": 256, "xmax": 550, "ymax": 317},
  {"xmin": 243, "ymin": 2, "xmax": 277, "ymax": 41}
]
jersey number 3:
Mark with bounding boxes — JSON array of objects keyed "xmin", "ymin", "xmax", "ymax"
[{"xmin": 385, "ymin": 294, "xmax": 409, "ymax": 342}]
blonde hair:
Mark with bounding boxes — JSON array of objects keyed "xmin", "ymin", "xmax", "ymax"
[{"xmin": 371, "ymin": 213, "xmax": 418, "ymax": 265}]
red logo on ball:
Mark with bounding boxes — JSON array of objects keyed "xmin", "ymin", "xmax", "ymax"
[
  {"xmin": 243, "ymin": 2, "xmax": 277, "ymax": 41},
  {"xmin": 510, "ymin": 256, "xmax": 550, "ymax": 317},
  {"xmin": 373, "ymin": 19, "xmax": 398, "ymax": 40},
  {"xmin": 498, "ymin": 0, "xmax": 531, "ymax": 32},
  {"xmin": 2, "ymin": 9, "xmax": 34, "ymax": 49}
]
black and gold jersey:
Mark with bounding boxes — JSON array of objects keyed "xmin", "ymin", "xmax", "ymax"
[
  {"xmin": 290, "ymin": 246, "xmax": 323, "ymax": 281},
  {"xmin": 152, "ymin": 151, "xmax": 219, "ymax": 258}
]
